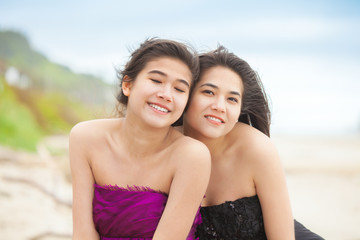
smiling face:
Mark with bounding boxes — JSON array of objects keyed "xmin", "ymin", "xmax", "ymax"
[
  {"xmin": 184, "ymin": 66, "xmax": 244, "ymax": 139},
  {"xmin": 123, "ymin": 57, "xmax": 192, "ymax": 128}
]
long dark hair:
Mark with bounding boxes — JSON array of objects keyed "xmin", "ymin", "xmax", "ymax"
[{"xmin": 197, "ymin": 46, "xmax": 271, "ymax": 136}]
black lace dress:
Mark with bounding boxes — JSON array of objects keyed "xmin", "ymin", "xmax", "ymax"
[{"xmin": 195, "ymin": 195, "xmax": 324, "ymax": 240}]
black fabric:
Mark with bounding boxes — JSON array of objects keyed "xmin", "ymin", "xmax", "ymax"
[
  {"xmin": 295, "ymin": 220, "xmax": 325, "ymax": 240},
  {"xmin": 196, "ymin": 195, "xmax": 324, "ymax": 240},
  {"xmin": 196, "ymin": 195, "xmax": 266, "ymax": 240}
]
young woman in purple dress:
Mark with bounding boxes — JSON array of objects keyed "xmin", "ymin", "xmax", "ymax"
[
  {"xmin": 179, "ymin": 46, "xmax": 324, "ymax": 240},
  {"xmin": 69, "ymin": 39, "xmax": 211, "ymax": 240}
]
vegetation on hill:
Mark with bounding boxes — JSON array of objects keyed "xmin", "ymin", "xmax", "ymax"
[{"xmin": 0, "ymin": 30, "xmax": 115, "ymax": 151}]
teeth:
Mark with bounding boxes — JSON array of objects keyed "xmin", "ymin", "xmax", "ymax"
[
  {"xmin": 149, "ymin": 103, "xmax": 169, "ymax": 113},
  {"xmin": 205, "ymin": 116, "xmax": 222, "ymax": 123}
]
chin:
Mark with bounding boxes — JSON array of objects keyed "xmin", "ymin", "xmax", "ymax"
[
  {"xmin": 143, "ymin": 119, "xmax": 170, "ymax": 129},
  {"xmin": 200, "ymin": 130, "xmax": 223, "ymax": 139}
]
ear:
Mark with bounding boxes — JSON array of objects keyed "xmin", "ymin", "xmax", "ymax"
[{"xmin": 122, "ymin": 75, "xmax": 132, "ymax": 96}]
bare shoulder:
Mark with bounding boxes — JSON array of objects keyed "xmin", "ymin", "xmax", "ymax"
[
  {"xmin": 69, "ymin": 118, "xmax": 121, "ymax": 151},
  {"xmin": 170, "ymin": 131, "xmax": 211, "ymax": 169},
  {"xmin": 71, "ymin": 118, "xmax": 118, "ymax": 133},
  {"xmin": 231, "ymin": 122, "xmax": 279, "ymax": 166},
  {"xmin": 175, "ymin": 135, "xmax": 210, "ymax": 158},
  {"xmin": 70, "ymin": 118, "xmax": 118, "ymax": 139}
]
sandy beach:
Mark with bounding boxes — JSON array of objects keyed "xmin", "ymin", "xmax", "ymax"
[
  {"xmin": 273, "ymin": 134, "xmax": 360, "ymax": 240},
  {"xmin": 0, "ymin": 134, "xmax": 359, "ymax": 240}
]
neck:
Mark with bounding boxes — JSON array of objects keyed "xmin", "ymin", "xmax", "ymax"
[{"xmin": 119, "ymin": 116, "xmax": 173, "ymax": 158}]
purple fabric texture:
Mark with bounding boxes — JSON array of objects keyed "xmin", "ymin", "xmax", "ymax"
[{"xmin": 93, "ymin": 184, "xmax": 202, "ymax": 240}]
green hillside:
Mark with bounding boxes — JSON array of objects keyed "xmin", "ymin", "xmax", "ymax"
[{"xmin": 0, "ymin": 30, "xmax": 114, "ymax": 151}]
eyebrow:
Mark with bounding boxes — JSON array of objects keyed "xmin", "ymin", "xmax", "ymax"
[
  {"xmin": 148, "ymin": 70, "xmax": 190, "ymax": 88},
  {"xmin": 199, "ymin": 83, "xmax": 218, "ymax": 89},
  {"xmin": 199, "ymin": 83, "xmax": 241, "ymax": 97}
]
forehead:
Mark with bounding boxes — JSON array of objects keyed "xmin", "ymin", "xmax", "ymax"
[
  {"xmin": 141, "ymin": 57, "xmax": 192, "ymax": 83},
  {"xmin": 199, "ymin": 66, "xmax": 244, "ymax": 93}
]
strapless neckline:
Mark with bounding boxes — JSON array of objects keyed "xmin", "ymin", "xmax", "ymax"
[
  {"xmin": 202, "ymin": 195, "xmax": 258, "ymax": 209},
  {"xmin": 94, "ymin": 183, "xmax": 169, "ymax": 196}
]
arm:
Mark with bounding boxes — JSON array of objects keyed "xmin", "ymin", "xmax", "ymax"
[
  {"xmin": 153, "ymin": 139, "xmax": 211, "ymax": 240},
  {"xmin": 252, "ymin": 138, "xmax": 295, "ymax": 240},
  {"xmin": 69, "ymin": 123, "xmax": 99, "ymax": 240}
]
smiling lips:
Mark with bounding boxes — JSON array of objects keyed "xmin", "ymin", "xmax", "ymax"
[
  {"xmin": 205, "ymin": 115, "xmax": 225, "ymax": 125},
  {"xmin": 148, "ymin": 103, "xmax": 171, "ymax": 114},
  {"xmin": 148, "ymin": 103, "xmax": 225, "ymax": 125}
]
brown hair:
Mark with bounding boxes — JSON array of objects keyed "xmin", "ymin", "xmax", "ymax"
[
  {"xmin": 115, "ymin": 38, "xmax": 199, "ymax": 115},
  {"xmin": 194, "ymin": 46, "xmax": 271, "ymax": 136}
]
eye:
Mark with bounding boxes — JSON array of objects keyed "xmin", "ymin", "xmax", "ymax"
[
  {"xmin": 202, "ymin": 89, "xmax": 214, "ymax": 95},
  {"xmin": 175, "ymin": 87, "xmax": 186, "ymax": 93},
  {"xmin": 150, "ymin": 79, "xmax": 161, "ymax": 83},
  {"xmin": 228, "ymin": 97, "xmax": 239, "ymax": 103}
]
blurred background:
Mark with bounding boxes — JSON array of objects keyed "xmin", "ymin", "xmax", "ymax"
[{"xmin": 0, "ymin": 0, "xmax": 359, "ymax": 239}]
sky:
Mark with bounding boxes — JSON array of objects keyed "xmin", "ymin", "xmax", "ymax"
[{"xmin": 1, "ymin": 0, "xmax": 360, "ymax": 135}]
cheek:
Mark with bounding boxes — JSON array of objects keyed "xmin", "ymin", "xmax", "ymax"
[
  {"xmin": 184, "ymin": 99, "xmax": 201, "ymax": 122},
  {"xmin": 175, "ymin": 94, "xmax": 190, "ymax": 109},
  {"xmin": 230, "ymin": 106, "xmax": 241, "ymax": 122},
  {"xmin": 186, "ymin": 95, "xmax": 204, "ymax": 114}
]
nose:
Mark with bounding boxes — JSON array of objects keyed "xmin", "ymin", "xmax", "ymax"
[
  {"xmin": 157, "ymin": 84, "xmax": 172, "ymax": 102},
  {"xmin": 211, "ymin": 96, "xmax": 226, "ymax": 113}
]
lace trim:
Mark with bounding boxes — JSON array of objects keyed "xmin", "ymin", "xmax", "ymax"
[
  {"xmin": 94, "ymin": 183, "xmax": 168, "ymax": 196},
  {"xmin": 202, "ymin": 195, "xmax": 258, "ymax": 209}
]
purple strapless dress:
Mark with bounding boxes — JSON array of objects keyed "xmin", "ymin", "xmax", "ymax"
[{"xmin": 93, "ymin": 184, "xmax": 202, "ymax": 240}]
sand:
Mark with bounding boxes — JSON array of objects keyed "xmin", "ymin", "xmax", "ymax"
[
  {"xmin": 273, "ymin": 134, "xmax": 360, "ymax": 240},
  {"xmin": 0, "ymin": 134, "xmax": 359, "ymax": 240}
]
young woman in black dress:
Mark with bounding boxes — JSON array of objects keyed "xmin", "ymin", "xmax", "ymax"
[{"xmin": 179, "ymin": 46, "xmax": 324, "ymax": 240}]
